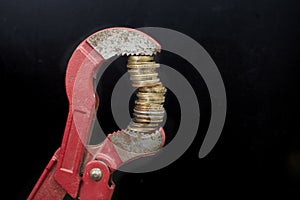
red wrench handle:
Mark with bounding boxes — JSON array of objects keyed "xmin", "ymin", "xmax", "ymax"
[
  {"xmin": 27, "ymin": 27, "xmax": 163, "ymax": 200},
  {"xmin": 28, "ymin": 39, "xmax": 104, "ymax": 199},
  {"xmin": 54, "ymin": 39, "xmax": 104, "ymax": 198}
]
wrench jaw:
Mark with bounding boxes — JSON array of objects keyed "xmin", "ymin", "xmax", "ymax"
[
  {"xmin": 108, "ymin": 128, "xmax": 166, "ymax": 165},
  {"xmin": 87, "ymin": 27, "xmax": 161, "ymax": 59},
  {"xmin": 85, "ymin": 127, "xmax": 166, "ymax": 172}
]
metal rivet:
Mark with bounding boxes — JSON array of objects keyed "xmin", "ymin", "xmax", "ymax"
[{"xmin": 90, "ymin": 168, "xmax": 102, "ymax": 181}]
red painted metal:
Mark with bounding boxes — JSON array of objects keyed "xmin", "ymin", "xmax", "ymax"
[
  {"xmin": 27, "ymin": 37, "xmax": 104, "ymax": 200},
  {"xmin": 79, "ymin": 160, "xmax": 115, "ymax": 200},
  {"xmin": 27, "ymin": 149, "xmax": 66, "ymax": 200},
  {"xmin": 54, "ymin": 38, "xmax": 104, "ymax": 198},
  {"xmin": 27, "ymin": 27, "xmax": 164, "ymax": 200}
]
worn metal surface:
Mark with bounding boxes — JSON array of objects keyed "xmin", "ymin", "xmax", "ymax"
[
  {"xmin": 86, "ymin": 128, "xmax": 165, "ymax": 168},
  {"xmin": 87, "ymin": 28, "xmax": 160, "ymax": 59},
  {"xmin": 110, "ymin": 129, "xmax": 163, "ymax": 153}
]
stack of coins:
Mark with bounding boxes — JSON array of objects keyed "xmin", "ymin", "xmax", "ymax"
[{"xmin": 126, "ymin": 56, "xmax": 166, "ymax": 133}]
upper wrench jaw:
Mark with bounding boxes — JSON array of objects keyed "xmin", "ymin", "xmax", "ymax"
[{"xmin": 87, "ymin": 27, "xmax": 161, "ymax": 59}]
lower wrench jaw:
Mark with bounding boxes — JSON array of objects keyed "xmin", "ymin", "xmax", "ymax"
[
  {"xmin": 109, "ymin": 128, "xmax": 165, "ymax": 154},
  {"xmin": 108, "ymin": 128, "xmax": 165, "ymax": 169}
]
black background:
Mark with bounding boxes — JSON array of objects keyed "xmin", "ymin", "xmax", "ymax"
[{"xmin": 1, "ymin": 0, "xmax": 300, "ymax": 199}]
